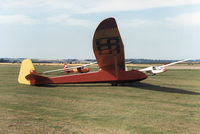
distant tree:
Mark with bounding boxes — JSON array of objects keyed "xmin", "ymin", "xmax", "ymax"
[{"xmin": 0, "ymin": 58, "xmax": 4, "ymax": 62}]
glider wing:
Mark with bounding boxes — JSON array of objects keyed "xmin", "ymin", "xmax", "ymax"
[
  {"xmin": 41, "ymin": 62, "xmax": 97, "ymax": 74},
  {"xmin": 160, "ymin": 59, "xmax": 190, "ymax": 68},
  {"xmin": 93, "ymin": 17, "xmax": 125, "ymax": 72}
]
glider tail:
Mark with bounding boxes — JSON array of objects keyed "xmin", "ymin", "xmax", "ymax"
[
  {"xmin": 64, "ymin": 63, "xmax": 68, "ymax": 69},
  {"xmin": 18, "ymin": 59, "xmax": 36, "ymax": 85}
]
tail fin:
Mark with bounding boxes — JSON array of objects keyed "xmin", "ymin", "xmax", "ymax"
[
  {"xmin": 64, "ymin": 63, "xmax": 68, "ymax": 69},
  {"xmin": 18, "ymin": 59, "xmax": 35, "ymax": 85}
]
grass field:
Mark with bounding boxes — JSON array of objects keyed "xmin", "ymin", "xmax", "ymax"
[{"xmin": 0, "ymin": 65, "xmax": 200, "ymax": 134}]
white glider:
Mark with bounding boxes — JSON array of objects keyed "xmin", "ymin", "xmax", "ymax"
[{"xmin": 138, "ymin": 59, "xmax": 190, "ymax": 75}]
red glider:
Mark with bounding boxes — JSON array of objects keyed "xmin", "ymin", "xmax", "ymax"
[
  {"xmin": 37, "ymin": 62, "xmax": 96, "ymax": 75},
  {"xmin": 18, "ymin": 17, "xmax": 147, "ymax": 86},
  {"xmin": 63, "ymin": 63, "xmax": 90, "ymax": 73}
]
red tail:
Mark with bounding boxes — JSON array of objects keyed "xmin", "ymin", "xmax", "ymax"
[{"xmin": 64, "ymin": 63, "xmax": 68, "ymax": 69}]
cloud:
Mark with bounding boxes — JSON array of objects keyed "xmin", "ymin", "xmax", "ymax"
[
  {"xmin": 120, "ymin": 19, "xmax": 153, "ymax": 28},
  {"xmin": 46, "ymin": 14, "xmax": 70, "ymax": 23},
  {"xmin": 1, "ymin": 0, "xmax": 200, "ymax": 14},
  {"xmin": 164, "ymin": 12, "xmax": 200, "ymax": 26},
  {"xmin": 81, "ymin": 0, "xmax": 200, "ymax": 13},
  {"xmin": 0, "ymin": 15, "xmax": 38, "ymax": 25},
  {"xmin": 46, "ymin": 14, "xmax": 96, "ymax": 28},
  {"xmin": 0, "ymin": 14, "xmax": 95, "ymax": 27},
  {"xmin": 119, "ymin": 11, "xmax": 200, "ymax": 28}
]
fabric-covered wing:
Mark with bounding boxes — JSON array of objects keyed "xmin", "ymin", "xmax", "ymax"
[{"xmin": 93, "ymin": 17, "xmax": 125, "ymax": 71}]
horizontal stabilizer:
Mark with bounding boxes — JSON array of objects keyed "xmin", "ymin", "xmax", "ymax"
[{"xmin": 25, "ymin": 74, "xmax": 51, "ymax": 85}]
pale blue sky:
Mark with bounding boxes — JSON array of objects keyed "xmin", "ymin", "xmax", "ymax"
[{"xmin": 1, "ymin": 0, "xmax": 200, "ymax": 60}]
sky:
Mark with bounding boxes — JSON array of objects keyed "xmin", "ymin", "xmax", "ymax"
[{"xmin": 1, "ymin": 0, "xmax": 200, "ymax": 60}]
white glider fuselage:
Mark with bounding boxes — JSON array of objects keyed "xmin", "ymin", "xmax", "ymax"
[{"xmin": 139, "ymin": 66, "xmax": 168, "ymax": 75}]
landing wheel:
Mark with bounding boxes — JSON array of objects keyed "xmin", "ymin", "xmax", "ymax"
[{"xmin": 111, "ymin": 83, "xmax": 118, "ymax": 86}]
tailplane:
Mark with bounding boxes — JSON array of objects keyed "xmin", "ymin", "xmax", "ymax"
[{"xmin": 18, "ymin": 59, "xmax": 36, "ymax": 85}]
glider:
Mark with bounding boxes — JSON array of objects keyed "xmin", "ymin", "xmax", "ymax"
[
  {"xmin": 138, "ymin": 59, "xmax": 190, "ymax": 75},
  {"xmin": 37, "ymin": 62, "xmax": 97, "ymax": 74},
  {"xmin": 18, "ymin": 17, "xmax": 147, "ymax": 86},
  {"xmin": 63, "ymin": 63, "xmax": 91, "ymax": 73}
]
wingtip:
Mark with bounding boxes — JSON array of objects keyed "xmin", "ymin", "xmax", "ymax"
[{"xmin": 96, "ymin": 17, "xmax": 117, "ymax": 31}]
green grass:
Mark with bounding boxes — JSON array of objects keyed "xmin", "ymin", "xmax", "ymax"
[{"xmin": 0, "ymin": 65, "xmax": 200, "ymax": 133}]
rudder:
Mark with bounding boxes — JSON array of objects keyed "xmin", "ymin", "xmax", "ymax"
[{"xmin": 18, "ymin": 59, "xmax": 35, "ymax": 85}]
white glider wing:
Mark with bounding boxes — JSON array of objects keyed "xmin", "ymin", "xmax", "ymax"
[
  {"xmin": 41, "ymin": 62, "xmax": 97, "ymax": 74},
  {"xmin": 138, "ymin": 59, "xmax": 190, "ymax": 75},
  {"xmin": 160, "ymin": 59, "xmax": 190, "ymax": 68}
]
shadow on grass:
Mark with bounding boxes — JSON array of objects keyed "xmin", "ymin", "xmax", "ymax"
[
  {"xmin": 129, "ymin": 82, "xmax": 200, "ymax": 95},
  {"xmin": 36, "ymin": 83, "xmax": 200, "ymax": 95},
  {"xmin": 35, "ymin": 84, "xmax": 58, "ymax": 87},
  {"xmin": 35, "ymin": 83, "xmax": 111, "ymax": 88}
]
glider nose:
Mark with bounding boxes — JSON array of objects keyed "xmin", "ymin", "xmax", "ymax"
[
  {"xmin": 163, "ymin": 68, "xmax": 168, "ymax": 72},
  {"xmin": 85, "ymin": 67, "xmax": 90, "ymax": 72},
  {"xmin": 82, "ymin": 67, "xmax": 90, "ymax": 73}
]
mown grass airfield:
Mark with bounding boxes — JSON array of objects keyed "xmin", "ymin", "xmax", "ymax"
[{"xmin": 0, "ymin": 64, "xmax": 199, "ymax": 133}]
